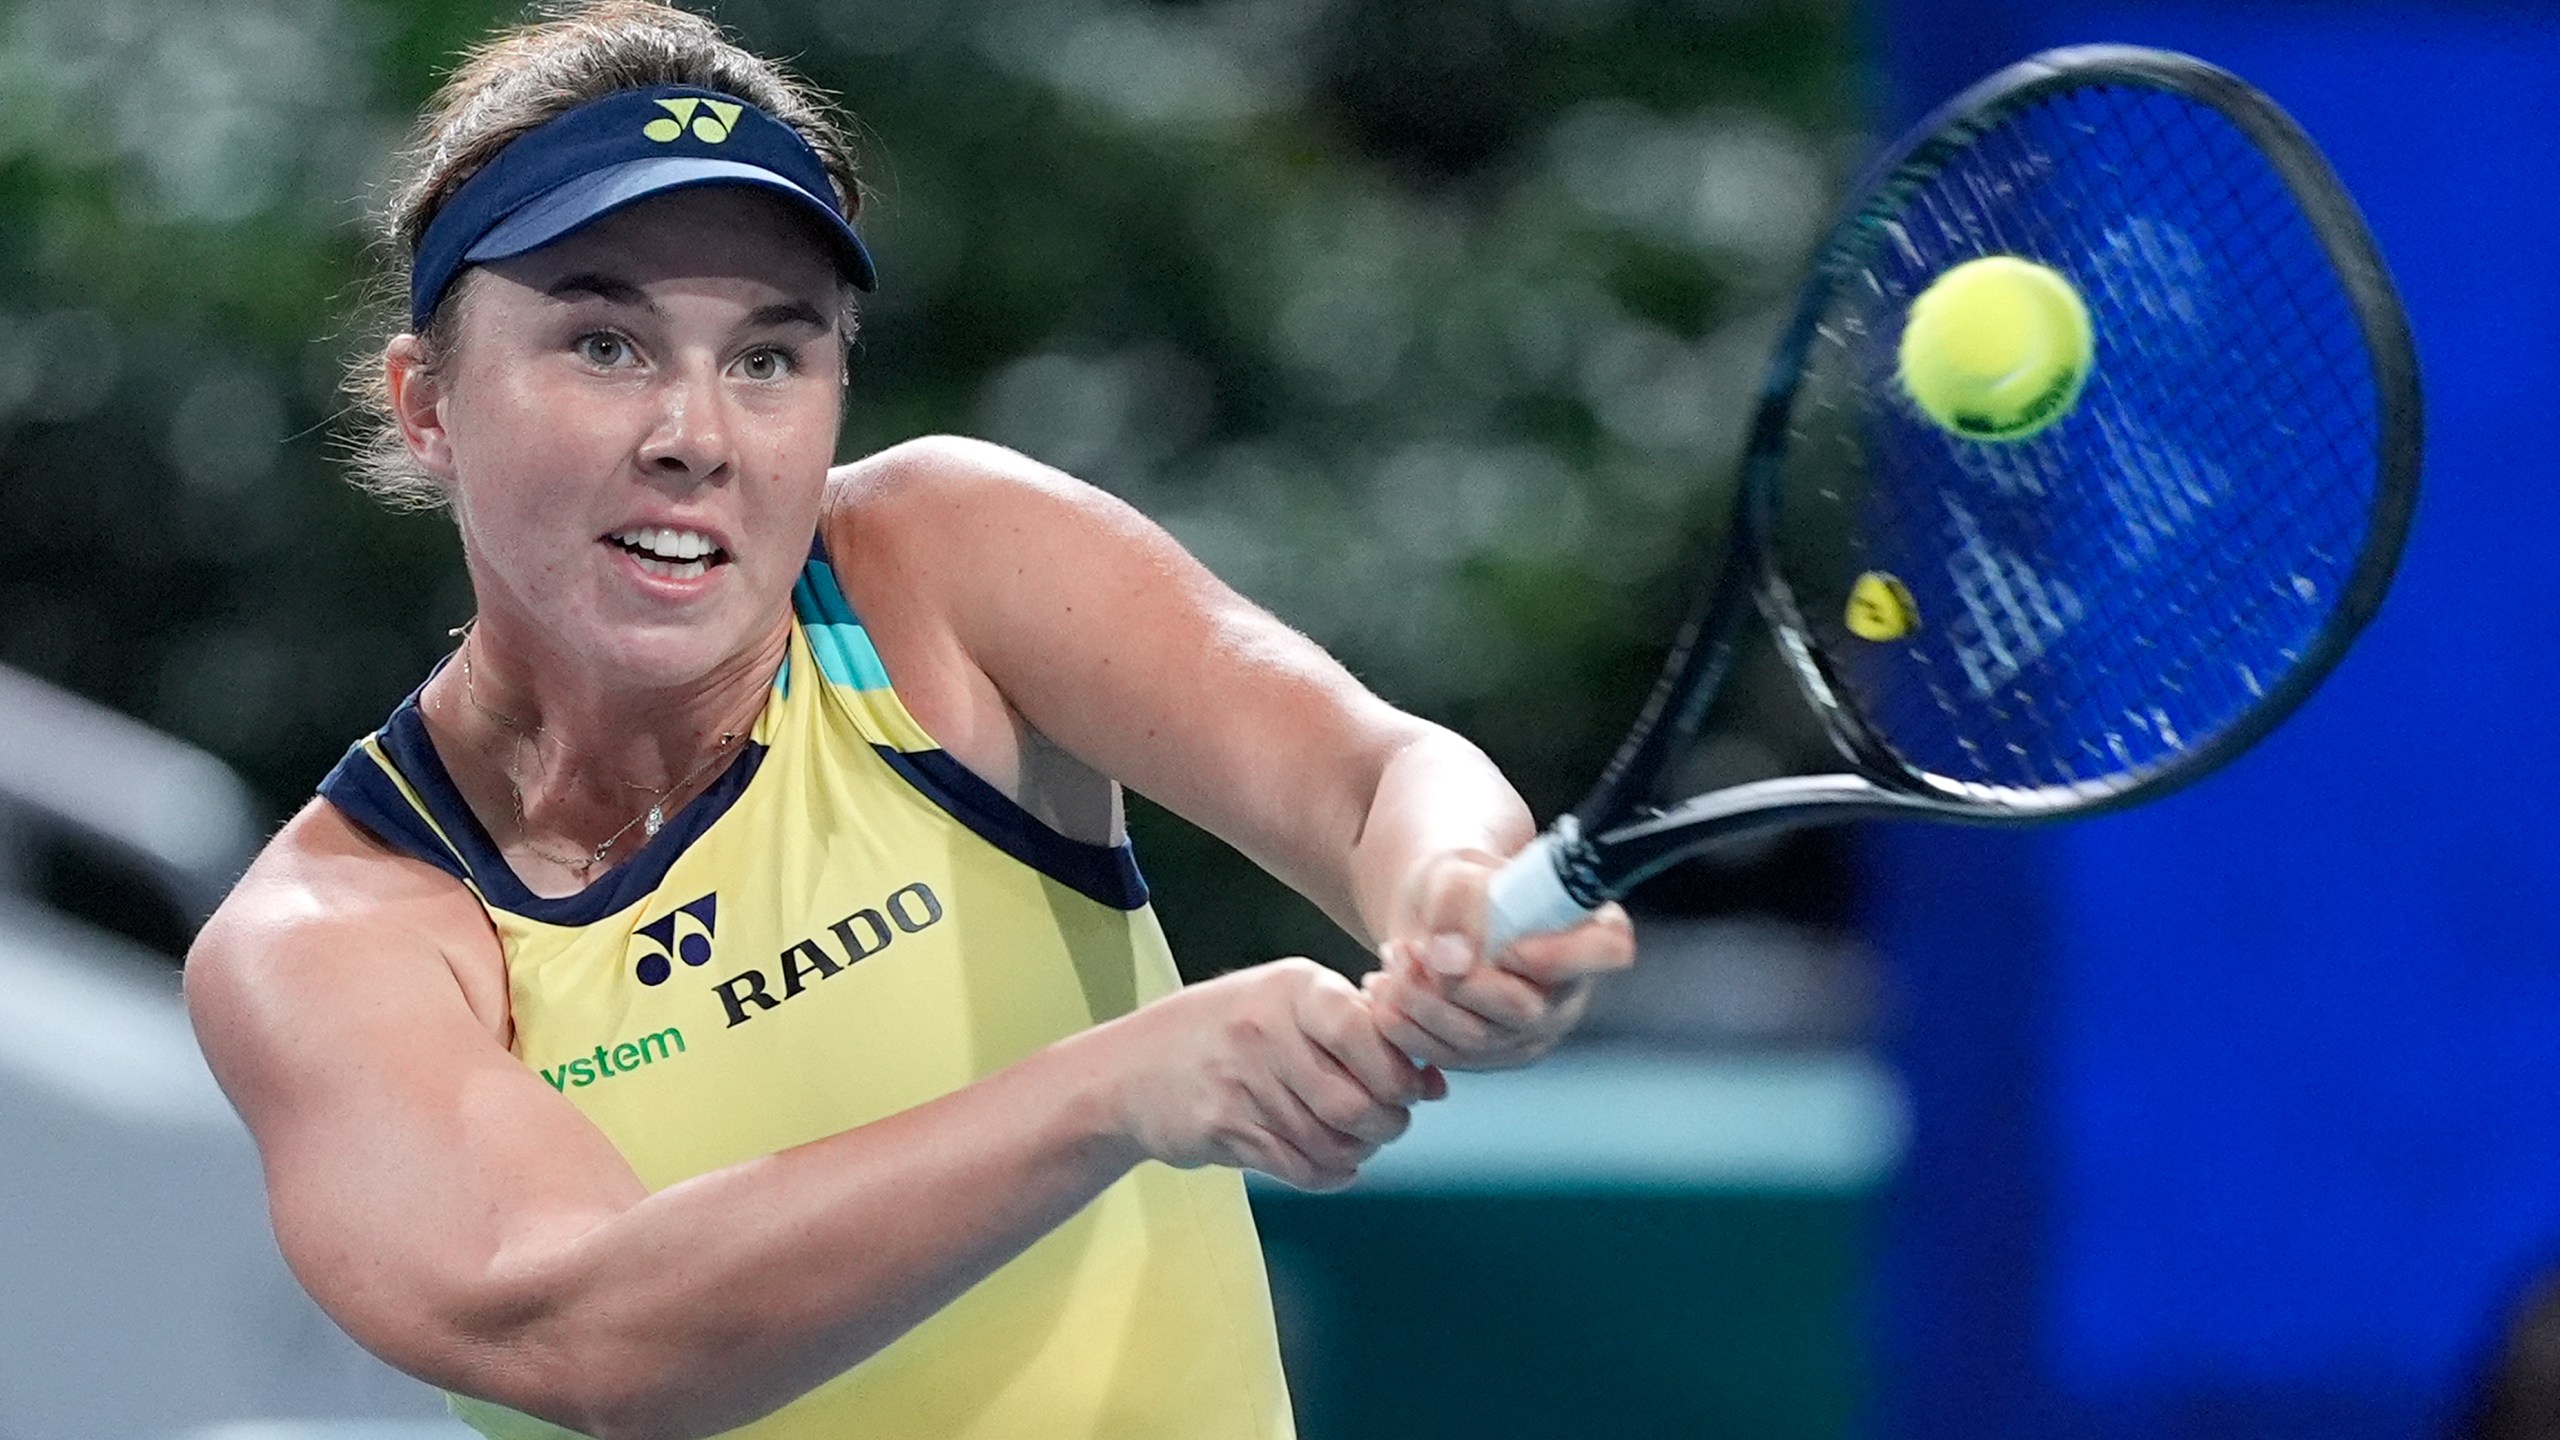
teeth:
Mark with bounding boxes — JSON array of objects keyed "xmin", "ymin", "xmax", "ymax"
[
  {"xmin": 631, "ymin": 553, "xmax": 711, "ymax": 581},
  {"xmin": 612, "ymin": 527, "xmax": 718, "ymax": 562}
]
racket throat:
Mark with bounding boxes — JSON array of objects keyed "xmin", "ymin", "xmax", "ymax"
[{"xmin": 1572, "ymin": 543, "xmax": 1758, "ymax": 835}]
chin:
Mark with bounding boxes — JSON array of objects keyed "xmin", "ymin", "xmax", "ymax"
[
  {"xmin": 624, "ymin": 616, "xmax": 778, "ymax": 687},
  {"xmin": 551, "ymin": 594, "xmax": 768, "ymax": 688}
]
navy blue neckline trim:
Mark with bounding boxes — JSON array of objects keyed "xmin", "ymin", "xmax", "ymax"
[
  {"xmin": 320, "ymin": 737, "xmax": 474, "ymax": 888},
  {"xmin": 800, "ymin": 530, "xmax": 1151, "ymax": 912},
  {"xmin": 323, "ymin": 535, "xmax": 1149, "ymax": 920},
  {"xmin": 340, "ymin": 688, "xmax": 767, "ymax": 927},
  {"xmin": 874, "ymin": 746, "xmax": 1149, "ymax": 911}
]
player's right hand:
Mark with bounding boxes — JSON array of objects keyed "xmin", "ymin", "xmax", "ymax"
[{"xmin": 1092, "ymin": 957, "xmax": 1445, "ymax": 1192}]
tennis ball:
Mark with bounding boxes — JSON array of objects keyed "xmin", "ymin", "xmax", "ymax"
[{"xmin": 1896, "ymin": 255, "xmax": 2094, "ymax": 441}]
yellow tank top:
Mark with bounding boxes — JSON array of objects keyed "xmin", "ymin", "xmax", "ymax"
[{"xmin": 319, "ymin": 542, "xmax": 1295, "ymax": 1440}]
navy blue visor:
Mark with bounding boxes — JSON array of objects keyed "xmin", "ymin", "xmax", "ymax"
[{"xmin": 409, "ymin": 85, "xmax": 875, "ymax": 330}]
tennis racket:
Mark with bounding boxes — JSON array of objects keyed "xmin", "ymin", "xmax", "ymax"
[{"xmin": 1484, "ymin": 44, "xmax": 2421, "ymax": 953}]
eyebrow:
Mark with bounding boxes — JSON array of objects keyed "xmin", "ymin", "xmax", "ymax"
[
  {"xmin": 543, "ymin": 274, "xmax": 831, "ymax": 333},
  {"xmin": 545, "ymin": 272, "xmax": 656, "ymax": 311},
  {"xmin": 746, "ymin": 300, "xmax": 832, "ymax": 332}
]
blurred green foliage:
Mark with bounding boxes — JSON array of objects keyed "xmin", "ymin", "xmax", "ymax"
[{"xmin": 0, "ymin": 0, "xmax": 1864, "ymax": 975}]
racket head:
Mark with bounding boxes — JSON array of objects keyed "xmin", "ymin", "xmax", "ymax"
[{"xmin": 1742, "ymin": 45, "xmax": 2420, "ymax": 819}]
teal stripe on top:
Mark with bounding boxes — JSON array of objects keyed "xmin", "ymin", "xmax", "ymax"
[{"xmin": 791, "ymin": 547, "xmax": 892, "ymax": 691}]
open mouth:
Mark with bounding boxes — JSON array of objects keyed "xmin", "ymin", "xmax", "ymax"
[{"xmin": 608, "ymin": 526, "xmax": 729, "ymax": 581}]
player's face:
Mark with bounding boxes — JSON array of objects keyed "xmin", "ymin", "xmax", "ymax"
[{"xmin": 425, "ymin": 187, "xmax": 845, "ymax": 687}]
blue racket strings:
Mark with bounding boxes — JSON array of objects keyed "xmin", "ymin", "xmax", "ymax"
[{"xmin": 1771, "ymin": 81, "xmax": 2387, "ymax": 802}]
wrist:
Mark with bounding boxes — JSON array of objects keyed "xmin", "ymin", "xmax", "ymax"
[{"xmin": 1038, "ymin": 1019, "xmax": 1151, "ymax": 1180}]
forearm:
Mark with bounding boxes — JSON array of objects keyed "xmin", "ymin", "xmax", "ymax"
[
  {"xmin": 457, "ymin": 1030, "xmax": 1137, "ymax": 1440},
  {"xmin": 1337, "ymin": 725, "xmax": 1535, "ymax": 948}
]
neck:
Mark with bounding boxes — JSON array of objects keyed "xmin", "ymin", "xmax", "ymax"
[{"xmin": 423, "ymin": 613, "xmax": 787, "ymax": 895}]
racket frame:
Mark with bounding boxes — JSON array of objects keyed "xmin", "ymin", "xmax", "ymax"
[{"xmin": 1515, "ymin": 44, "xmax": 2422, "ymax": 922}]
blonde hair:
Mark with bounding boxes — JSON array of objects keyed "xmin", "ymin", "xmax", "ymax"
[{"xmin": 343, "ymin": 0, "xmax": 865, "ymax": 508}]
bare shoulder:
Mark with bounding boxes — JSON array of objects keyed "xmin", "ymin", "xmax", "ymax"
[
  {"xmin": 815, "ymin": 438, "xmax": 1171, "ymax": 807},
  {"xmin": 827, "ymin": 433, "xmax": 1101, "ymax": 507},
  {"xmin": 821, "ymin": 435, "xmax": 1153, "ymax": 578},
  {"xmin": 187, "ymin": 799, "xmax": 508, "ymax": 1102},
  {"xmin": 817, "ymin": 438, "xmax": 1429, "ymax": 882},
  {"xmin": 186, "ymin": 801, "xmax": 651, "ymax": 1392}
]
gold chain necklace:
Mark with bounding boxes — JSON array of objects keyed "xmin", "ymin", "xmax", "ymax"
[{"xmin": 456, "ymin": 632, "xmax": 740, "ymax": 877}]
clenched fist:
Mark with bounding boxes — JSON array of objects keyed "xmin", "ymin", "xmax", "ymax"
[
  {"xmin": 1087, "ymin": 958, "xmax": 1445, "ymax": 1191},
  {"xmin": 1364, "ymin": 848, "xmax": 1635, "ymax": 1071}
]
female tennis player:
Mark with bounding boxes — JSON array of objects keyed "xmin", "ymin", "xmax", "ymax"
[{"xmin": 184, "ymin": 5, "xmax": 1631, "ymax": 1439}]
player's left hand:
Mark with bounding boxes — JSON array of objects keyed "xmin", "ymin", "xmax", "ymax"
[{"xmin": 1362, "ymin": 849, "xmax": 1635, "ymax": 1071}]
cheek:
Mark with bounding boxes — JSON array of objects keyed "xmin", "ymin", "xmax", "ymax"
[
  {"xmin": 742, "ymin": 389, "xmax": 843, "ymax": 500},
  {"xmin": 441, "ymin": 391, "xmax": 619, "ymax": 584},
  {"xmin": 446, "ymin": 371, "xmax": 626, "ymax": 506}
]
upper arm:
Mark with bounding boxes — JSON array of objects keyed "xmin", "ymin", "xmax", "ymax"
[
  {"xmin": 822, "ymin": 438, "xmax": 1440, "ymax": 914},
  {"xmin": 186, "ymin": 803, "xmax": 646, "ymax": 1398}
]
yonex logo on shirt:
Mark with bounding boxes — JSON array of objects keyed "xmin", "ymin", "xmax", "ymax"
[
  {"xmin": 644, "ymin": 97, "xmax": 741, "ymax": 144},
  {"xmin": 634, "ymin": 892, "xmax": 719, "ymax": 986}
]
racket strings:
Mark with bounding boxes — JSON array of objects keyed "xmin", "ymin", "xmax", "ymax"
[
  {"xmin": 1774, "ymin": 78, "xmax": 2388, "ymax": 799},
  {"xmin": 2083, "ymin": 93, "xmax": 2379, "ymax": 741}
]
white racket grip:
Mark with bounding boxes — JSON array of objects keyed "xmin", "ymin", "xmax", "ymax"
[{"xmin": 1483, "ymin": 833, "xmax": 1597, "ymax": 958}]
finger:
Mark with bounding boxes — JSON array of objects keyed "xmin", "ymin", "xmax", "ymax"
[
  {"xmin": 1395, "ymin": 853, "xmax": 1501, "ymax": 974},
  {"xmin": 1232, "ymin": 1123, "xmax": 1356, "ymax": 1193},
  {"xmin": 1403, "ymin": 849, "xmax": 1500, "ymax": 930},
  {"xmin": 1291, "ymin": 1166, "xmax": 1360, "ymax": 1194},
  {"xmin": 1374, "ymin": 963, "xmax": 1563, "ymax": 1070},
  {"xmin": 1273, "ymin": 1152, "xmax": 1361, "ymax": 1193},
  {"xmin": 1361, "ymin": 973, "xmax": 1472, "ymax": 1070},
  {"xmin": 1251, "ymin": 1053, "xmax": 1396, "ymax": 1161},
  {"xmin": 1227, "ymin": 1127, "xmax": 1316, "ymax": 1189},
  {"xmin": 1296, "ymin": 966, "xmax": 1430, "ymax": 1105},
  {"xmin": 1371, "ymin": 1016, "xmax": 1468, "ymax": 1072},
  {"xmin": 1316, "ymin": 1093, "xmax": 1411, "ymax": 1150},
  {"xmin": 1283, "ymin": 1058, "xmax": 1411, "ymax": 1147},
  {"xmin": 1496, "ymin": 902, "xmax": 1636, "ymax": 985},
  {"xmin": 1277, "ymin": 1041, "xmax": 1413, "ymax": 1148},
  {"xmin": 1416, "ymin": 930, "xmax": 1479, "ymax": 981},
  {"xmin": 1371, "ymin": 960, "xmax": 1501, "ymax": 1056},
  {"xmin": 1369, "ymin": 958, "xmax": 1555, "ymax": 1071},
  {"xmin": 1527, "ymin": 976, "xmax": 1595, "ymax": 1041},
  {"xmin": 1389, "ymin": 939, "xmax": 1560, "ymax": 1032},
  {"xmin": 1376, "ymin": 932, "xmax": 1480, "ymax": 986},
  {"xmin": 1437, "ymin": 960, "xmax": 1560, "ymax": 1030}
]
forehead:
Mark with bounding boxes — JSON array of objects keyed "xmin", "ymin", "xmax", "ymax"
[{"xmin": 479, "ymin": 186, "xmax": 842, "ymax": 303}]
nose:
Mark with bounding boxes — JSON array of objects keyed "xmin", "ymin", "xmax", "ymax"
[{"xmin": 635, "ymin": 359, "xmax": 734, "ymax": 486}]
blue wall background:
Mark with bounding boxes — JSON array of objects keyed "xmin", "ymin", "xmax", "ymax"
[{"xmin": 1872, "ymin": 6, "xmax": 2560, "ymax": 1437}]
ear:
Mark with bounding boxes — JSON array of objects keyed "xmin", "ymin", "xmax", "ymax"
[{"xmin": 384, "ymin": 333, "xmax": 456, "ymax": 480}]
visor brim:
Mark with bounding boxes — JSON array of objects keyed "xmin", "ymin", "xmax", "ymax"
[{"xmin": 464, "ymin": 156, "xmax": 876, "ymax": 292}]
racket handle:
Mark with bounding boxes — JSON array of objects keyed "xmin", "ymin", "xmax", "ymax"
[{"xmin": 1483, "ymin": 832, "xmax": 1599, "ymax": 957}]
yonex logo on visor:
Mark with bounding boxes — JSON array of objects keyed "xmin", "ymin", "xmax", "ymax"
[
  {"xmin": 408, "ymin": 84, "xmax": 875, "ymax": 330},
  {"xmin": 645, "ymin": 97, "xmax": 741, "ymax": 144}
]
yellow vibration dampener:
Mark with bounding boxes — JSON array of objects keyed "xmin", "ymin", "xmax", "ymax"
[
  {"xmin": 1846, "ymin": 571, "xmax": 1920, "ymax": 641},
  {"xmin": 1896, "ymin": 255, "xmax": 2095, "ymax": 441}
]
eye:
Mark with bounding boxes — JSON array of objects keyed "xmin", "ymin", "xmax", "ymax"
[
  {"xmin": 736, "ymin": 347, "xmax": 794, "ymax": 382},
  {"xmin": 574, "ymin": 331, "xmax": 633, "ymax": 368}
]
